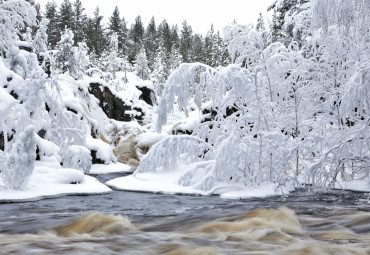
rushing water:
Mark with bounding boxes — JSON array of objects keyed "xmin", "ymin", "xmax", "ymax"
[{"xmin": 0, "ymin": 174, "xmax": 369, "ymax": 255}]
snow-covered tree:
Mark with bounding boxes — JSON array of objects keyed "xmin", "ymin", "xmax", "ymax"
[
  {"xmin": 151, "ymin": 42, "xmax": 168, "ymax": 97},
  {"xmin": 256, "ymin": 13, "xmax": 266, "ymax": 32},
  {"xmin": 1, "ymin": 125, "xmax": 36, "ymax": 190},
  {"xmin": 0, "ymin": 0, "xmax": 36, "ymax": 54},
  {"xmin": 104, "ymin": 32, "xmax": 120, "ymax": 77},
  {"xmin": 54, "ymin": 28, "xmax": 89, "ymax": 79},
  {"xmin": 45, "ymin": 0, "xmax": 59, "ymax": 48},
  {"xmin": 179, "ymin": 20, "xmax": 193, "ymax": 62},
  {"xmin": 144, "ymin": 16, "xmax": 158, "ymax": 70},
  {"xmin": 54, "ymin": 27, "xmax": 75, "ymax": 74},
  {"xmin": 72, "ymin": 0, "xmax": 86, "ymax": 45},
  {"xmin": 73, "ymin": 41, "xmax": 90, "ymax": 78},
  {"xmin": 135, "ymin": 47, "xmax": 150, "ymax": 80},
  {"xmin": 58, "ymin": 0, "xmax": 74, "ymax": 31},
  {"xmin": 33, "ymin": 19, "xmax": 49, "ymax": 55},
  {"xmin": 168, "ymin": 45, "xmax": 182, "ymax": 73}
]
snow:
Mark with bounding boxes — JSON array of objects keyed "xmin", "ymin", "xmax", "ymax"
[
  {"xmin": 220, "ymin": 183, "xmax": 292, "ymax": 199},
  {"xmin": 335, "ymin": 179, "xmax": 370, "ymax": 193},
  {"xmin": 0, "ymin": 87, "xmax": 18, "ymax": 113},
  {"xmin": 106, "ymin": 172, "xmax": 206, "ymax": 195},
  {"xmin": 106, "ymin": 171, "xmax": 294, "ymax": 199},
  {"xmin": 90, "ymin": 162, "xmax": 133, "ymax": 175},
  {"xmin": 86, "ymin": 137, "xmax": 116, "ymax": 164},
  {"xmin": 134, "ymin": 132, "xmax": 167, "ymax": 148},
  {"xmin": 0, "ymin": 165, "xmax": 111, "ymax": 203}
]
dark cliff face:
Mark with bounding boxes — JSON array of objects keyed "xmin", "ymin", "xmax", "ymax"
[{"xmin": 89, "ymin": 83, "xmax": 134, "ymax": 122}]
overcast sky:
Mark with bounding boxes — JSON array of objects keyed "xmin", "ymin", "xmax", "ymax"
[{"xmin": 36, "ymin": 0, "xmax": 274, "ymax": 35}]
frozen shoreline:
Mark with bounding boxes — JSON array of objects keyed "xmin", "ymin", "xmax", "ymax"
[{"xmin": 0, "ymin": 165, "xmax": 113, "ymax": 203}]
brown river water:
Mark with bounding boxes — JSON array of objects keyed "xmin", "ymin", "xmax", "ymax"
[{"xmin": 0, "ymin": 174, "xmax": 369, "ymax": 254}]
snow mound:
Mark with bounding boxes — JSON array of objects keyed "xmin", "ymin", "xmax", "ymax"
[
  {"xmin": 335, "ymin": 178, "xmax": 370, "ymax": 193},
  {"xmin": 0, "ymin": 166, "xmax": 111, "ymax": 203},
  {"xmin": 106, "ymin": 172, "xmax": 205, "ymax": 195},
  {"xmin": 106, "ymin": 170, "xmax": 293, "ymax": 199},
  {"xmin": 90, "ymin": 162, "xmax": 133, "ymax": 175}
]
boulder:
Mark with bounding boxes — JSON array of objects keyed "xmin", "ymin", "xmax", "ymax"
[{"xmin": 89, "ymin": 83, "xmax": 132, "ymax": 122}]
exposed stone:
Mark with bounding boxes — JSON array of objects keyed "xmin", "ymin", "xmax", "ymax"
[
  {"xmin": 91, "ymin": 150, "xmax": 105, "ymax": 164},
  {"xmin": 113, "ymin": 135, "xmax": 139, "ymax": 165},
  {"xmin": 89, "ymin": 82, "xmax": 132, "ymax": 122},
  {"xmin": 136, "ymin": 85, "xmax": 156, "ymax": 106}
]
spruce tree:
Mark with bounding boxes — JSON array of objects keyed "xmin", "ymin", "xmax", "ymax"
[
  {"xmin": 168, "ymin": 45, "xmax": 182, "ymax": 73},
  {"xmin": 84, "ymin": 7, "xmax": 105, "ymax": 58},
  {"xmin": 45, "ymin": 0, "xmax": 59, "ymax": 49},
  {"xmin": 158, "ymin": 19, "xmax": 172, "ymax": 55},
  {"xmin": 72, "ymin": 0, "xmax": 86, "ymax": 45},
  {"xmin": 108, "ymin": 6, "xmax": 127, "ymax": 54},
  {"xmin": 128, "ymin": 15, "xmax": 144, "ymax": 63},
  {"xmin": 170, "ymin": 25, "xmax": 180, "ymax": 49},
  {"xmin": 192, "ymin": 34, "xmax": 204, "ymax": 63},
  {"xmin": 180, "ymin": 20, "xmax": 193, "ymax": 62},
  {"xmin": 109, "ymin": 6, "xmax": 121, "ymax": 33},
  {"xmin": 58, "ymin": 0, "xmax": 74, "ymax": 30},
  {"xmin": 54, "ymin": 27, "xmax": 75, "ymax": 74},
  {"xmin": 204, "ymin": 25, "xmax": 215, "ymax": 66},
  {"xmin": 256, "ymin": 13, "xmax": 266, "ymax": 32},
  {"xmin": 144, "ymin": 16, "xmax": 158, "ymax": 70},
  {"xmin": 151, "ymin": 41, "xmax": 168, "ymax": 97},
  {"xmin": 135, "ymin": 47, "xmax": 150, "ymax": 80}
]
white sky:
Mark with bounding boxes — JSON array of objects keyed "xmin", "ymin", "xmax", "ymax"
[{"xmin": 36, "ymin": 0, "xmax": 274, "ymax": 35}]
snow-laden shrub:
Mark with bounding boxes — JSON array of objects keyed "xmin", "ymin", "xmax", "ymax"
[
  {"xmin": 0, "ymin": 0, "xmax": 36, "ymax": 53},
  {"xmin": 308, "ymin": 60, "xmax": 370, "ymax": 188},
  {"xmin": 139, "ymin": 56, "xmax": 296, "ymax": 192},
  {"xmin": 53, "ymin": 28, "xmax": 90, "ymax": 79},
  {"xmin": 63, "ymin": 145, "xmax": 92, "ymax": 174},
  {"xmin": 1, "ymin": 125, "xmax": 36, "ymax": 190}
]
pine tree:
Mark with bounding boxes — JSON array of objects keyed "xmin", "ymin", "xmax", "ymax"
[
  {"xmin": 73, "ymin": 41, "xmax": 90, "ymax": 78},
  {"xmin": 128, "ymin": 15, "xmax": 144, "ymax": 63},
  {"xmin": 105, "ymin": 32, "xmax": 121, "ymax": 78},
  {"xmin": 151, "ymin": 41, "xmax": 168, "ymax": 97},
  {"xmin": 119, "ymin": 17, "xmax": 129, "ymax": 56},
  {"xmin": 54, "ymin": 27, "xmax": 75, "ymax": 74},
  {"xmin": 109, "ymin": 6, "xmax": 121, "ymax": 34},
  {"xmin": 72, "ymin": 0, "xmax": 86, "ymax": 45},
  {"xmin": 158, "ymin": 19, "xmax": 172, "ymax": 55},
  {"xmin": 58, "ymin": 0, "xmax": 74, "ymax": 30},
  {"xmin": 84, "ymin": 6, "xmax": 105, "ymax": 58},
  {"xmin": 269, "ymin": 0, "xmax": 310, "ymax": 46},
  {"xmin": 168, "ymin": 45, "xmax": 182, "ymax": 73},
  {"xmin": 144, "ymin": 16, "xmax": 158, "ymax": 71},
  {"xmin": 256, "ymin": 13, "xmax": 266, "ymax": 32},
  {"xmin": 179, "ymin": 20, "xmax": 193, "ymax": 62},
  {"xmin": 203, "ymin": 25, "xmax": 215, "ymax": 66},
  {"xmin": 192, "ymin": 34, "xmax": 204, "ymax": 63},
  {"xmin": 45, "ymin": 0, "xmax": 59, "ymax": 49},
  {"xmin": 108, "ymin": 6, "xmax": 128, "ymax": 54},
  {"xmin": 171, "ymin": 25, "xmax": 180, "ymax": 49},
  {"xmin": 32, "ymin": 18, "xmax": 50, "ymax": 73}
]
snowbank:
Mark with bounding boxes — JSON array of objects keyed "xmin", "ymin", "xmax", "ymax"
[
  {"xmin": 90, "ymin": 162, "xmax": 133, "ymax": 175},
  {"xmin": 0, "ymin": 166, "xmax": 111, "ymax": 203},
  {"xmin": 106, "ymin": 171, "xmax": 293, "ymax": 199},
  {"xmin": 335, "ymin": 179, "xmax": 370, "ymax": 193},
  {"xmin": 106, "ymin": 172, "xmax": 206, "ymax": 195}
]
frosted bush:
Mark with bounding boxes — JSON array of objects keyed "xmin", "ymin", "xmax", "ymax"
[
  {"xmin": 63, "ymin": 145, "xmax": 92, "ymax": 173},
  {"xmin": 1, "ymin": 126, "xmax": 36, "ymax": 190}
]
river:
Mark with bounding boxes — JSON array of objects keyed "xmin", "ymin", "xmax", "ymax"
[{"xmin": 0, "ymin": 174, "xmax": 369, "ymax": 254}]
